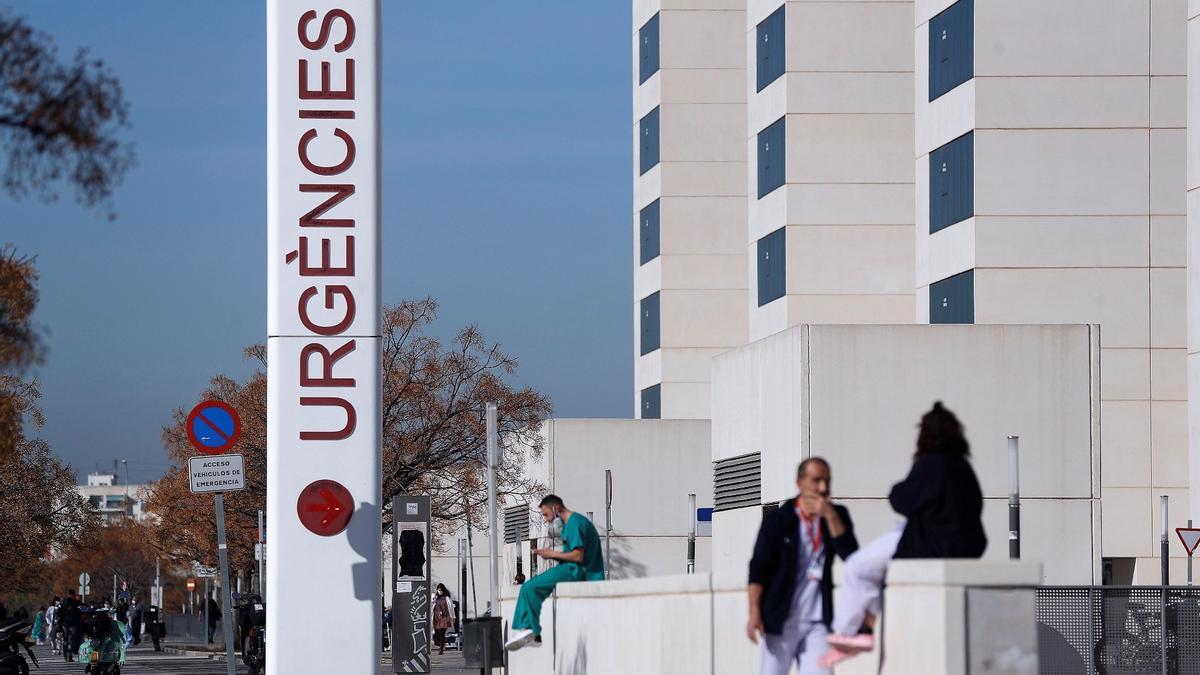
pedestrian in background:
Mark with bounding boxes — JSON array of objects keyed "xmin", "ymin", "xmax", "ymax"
[
  {"xmin": 128, "ymin": 597, "xmax": 143, "ymax": 645},
  {"xmin": 821, "ymin": 402, "xmax": 987, "ymax": 667},
  {"xmin": 433, "ymin": 584, "xmax": 453, "ymax": 655},
  {"xmin": 31, "ymin": 607, "xmax": 45, "ymax": 645},
  {"xmin": 746, "ymin": 457, "xmax": 860, "ymax": 675},
  {"xmin": 60, "ymin": 589, "xmax": 83, "ymax": 663},
  {"xmin": 206, "ymin": 592, "xmax": 221, "ymax": 644},
  {"xmin": 45, "ymin": 597, "xmax": 59, "ymax": 654}
]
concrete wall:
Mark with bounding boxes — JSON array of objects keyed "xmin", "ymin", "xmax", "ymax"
[
  {"xmin": 711, "ymin": 323, "xmax": 1100, "ymax": 583},
  {"xmin": 501, "ymin": 561, "xmax": 1039, "ymax": 675},
  {"xmin": 634, "ymin": 0, "xmax": 748, "ymax": 419},
  {"xmin": 916, "ymin": 0, "xmax": 1191, "ymax": 580},
  {"xmin": 746, "ymin": 0, "xmax": 916, "ymax": 342},
  {"xmin": 1188, "ymin": 0, "xmax": 1200, "ymax": 536},
  {"xmin": 509, "ymin": 419, "xmax": 715, "ymax": 579}
]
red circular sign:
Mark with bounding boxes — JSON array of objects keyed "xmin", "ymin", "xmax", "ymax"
[
  {"xmin": 297, "ymin": 480, "xmax": 355, "ymax": 536},
  {"xmin": 185, "ymin": 401, "xmax": 242, "ymax": 455}
]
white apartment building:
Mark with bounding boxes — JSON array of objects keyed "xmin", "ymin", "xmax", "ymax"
[
  {"xmin": 746, "ymin": 0, "xmax": 916, "ymax": 340},
  {"xmin": 78, "ymin": 472, "xmax": 151, "ymax": 524},
  {"xmin": 915, "ymin": 0, "xmax": 1187, "ymax": 582},
  {"xmin": 633, "ymin": 0, "xmax": 748, "ymax": 420},
  {"xmin": 629, "ymin": 0, "xmax": 1195, "ymax": 584}
]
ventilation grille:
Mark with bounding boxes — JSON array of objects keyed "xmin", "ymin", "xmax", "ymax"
[
  {"xmin": 504, "ymin": 504, "xmax": 531, "ymax": 544},
  {"xmin": 713, "ymin": 453, "xmax": 761, "ymax": 512}
]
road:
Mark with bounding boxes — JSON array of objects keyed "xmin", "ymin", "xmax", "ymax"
[{"xmin": 25, "ymin": 642, "xmax": 477, "ymax": 674}]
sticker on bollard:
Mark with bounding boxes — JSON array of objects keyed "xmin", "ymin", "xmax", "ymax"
[
  {"xmin": 186, "ymin": 401, "xmax": 242, "ymax": 455},
  {"xmin": 297, "ymin": 480, "xmax": 354, "ymax": 536}
]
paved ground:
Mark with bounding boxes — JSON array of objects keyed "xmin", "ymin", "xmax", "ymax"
[
  {"xmin": 25, "ymin": 642, "xmax": 250, "ymax": 674},
  {"xmin": 24, "ymin": 642, "xmax": 476, "ymax": 674}
]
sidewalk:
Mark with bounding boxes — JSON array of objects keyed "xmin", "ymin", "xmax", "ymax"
[{"xmin": 169, "ymin": 644, "xmax": 477, "ymax": 674}]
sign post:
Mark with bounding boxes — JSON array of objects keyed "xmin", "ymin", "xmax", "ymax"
[
  {"xmin": 78, "ymin": 573, "xmax": 91, "ymax": 603},
  {"xmin": 267, "ymin": 2, "xmax": 382, "ymax": 673},
  {"xmin": 186, "ymin": 401, "xmax": 245, "ymax": 675}
]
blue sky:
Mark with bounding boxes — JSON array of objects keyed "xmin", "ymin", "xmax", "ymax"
[{"xmin": 2, "ymin": 2, "xmax": 633, "ymax": 481}]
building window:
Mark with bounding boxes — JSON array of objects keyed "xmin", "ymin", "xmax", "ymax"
[
  {"xmin": 929, "ymin": 131, "xmax": 973, "ymax": 234},
  {"xmin": 929, "ymin": 0, "xmax": 973, "ymax": 101},
  {"xmin": 757, "ymin": 117, "xmax": 785, "ymax": 198},
  {"xmin": 639, "ymin": 199, "xmax": 661, "ymax": 265},
  {"xmin": 640, "ymin": 107, "xmax": 660, "ymax": 175},
  {"xmin": 640, "ymin": 13, "xmax": 660, "ymax": 84},
  {"xmin": 757, "ymin": 227, "xmax": 786, "ymax": 306},
  {"xmin": 641, "ymin": 384, "xmax": 661, "ymax": 419},
  {"xmin": 640, "ymin": 291, "xmax": 661, "ymax": 355},
  {"xmin": 756, "ymin": 6, "xmax": 785, "ymax": 92},
  {"xmin": 929, "ymin": 269, "xmax": 973, "ymax": 324}
]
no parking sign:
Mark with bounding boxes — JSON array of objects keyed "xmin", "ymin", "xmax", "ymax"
[{"xmin": 186, "ymin": 401, "xmax": 242, "ymax": 455}]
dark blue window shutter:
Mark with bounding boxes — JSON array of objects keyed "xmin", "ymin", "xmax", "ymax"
[
  {"xmin": 757, "ymin": 227, "xmax": 786, "ymax": 306},
  {"xmin": 758, "ymin": 117, "xmax": 786, "ymax": 199},
  {"xmin": 929, "ymin": 131, "xmax": 973, "ymax": 234},
  {"xmin": 639, "ymin": 199, "xmax": 661, "ymax": 265},
  {"xmin": 640, "ymin": 291, "xmax": 661, "ymax": 355},
  {"xmin": 756, "ymin": 6, "xmax": 786, "ymax": 92},
  {"xmin": 929, "ymin": 269, "xmax": 974, "ymax": 324},
  {"xmin": 640, "ymin": 107, "xmax": 661, "ymax": 175},
  {"xmin": 929, "ymin": 0, "xmax": 973, "ymax": 101},
  {"xmin": 641, "ymin": 384, "xmax": 661, "ymax": 419},
  {"xmin": 640, "ymin": 14, "xmax": 660, "ymax": 85}
]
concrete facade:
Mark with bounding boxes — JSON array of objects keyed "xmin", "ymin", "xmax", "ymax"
[
  {"xmin": 633, "ymin": 0, "xmax": 749, "ymax": 420},
  {"xmin": 746, "ymin": 0, "xmax": 916, "ymax": 342},
  {"xmin": 500, "ymin": 561, "xmax": 1039, "ymax": 675},
  {"xmin": 710, "ymin": 324, "xmax": 1101, "ymax": 584},
  {"xmin": 916, "ymin": 0, "xmax": 1190, "ymax": 581},
  {"xmin": 1188, "ymin": 0, "xmax": 1200, "ymax": 539},
  {"xmin": 512, "ymin": 418, "xmax": 715, "ymax": 579}
]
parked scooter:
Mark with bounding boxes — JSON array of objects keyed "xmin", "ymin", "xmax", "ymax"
[
  {"xmin": 77, "ymin": 608, "xmax": 125, "ymax": 675},
  {"xmin": 0, "ymin": 618, "xmax": 38, "ymax": 675},
  {"xmin": 237, "ymin": 595, "xmax": 265, "ymax": 675}
]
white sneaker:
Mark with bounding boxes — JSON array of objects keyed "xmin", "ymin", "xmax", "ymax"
[
  {"xmin": 504, "ymin": 629, "xmax": 536, "ymax": 651},
  {"xmin": 527, "ymin": 637, "xmax": 543, "ymax": 649}
]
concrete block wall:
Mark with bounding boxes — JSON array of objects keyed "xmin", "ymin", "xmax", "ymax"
[
  {"xmin": 746, "ymin": 0, "xmax": 916, "ymax": 343},
  {"xmin": 710, "ymin": 324, "xmax": 1100, "ymax": 583},
  {"xmin": 1188, "ymin": 0, "xmax": 1200, "ymax": 540},
  {"xmin": 634, "ymin": 0, "xmax": 749, "ymax": 420},
  {"xmin": 916, "ymin": 0, "xmax": 1191, "ymax": 580},
  {"xmin": 500, "ymin": 563, "xmax": 1039, "ymax": 675}
]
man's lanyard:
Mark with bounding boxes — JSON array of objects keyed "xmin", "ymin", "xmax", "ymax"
[{"xmin": 795, "ymin": 498, "xmax": 822, "ymax": 554}]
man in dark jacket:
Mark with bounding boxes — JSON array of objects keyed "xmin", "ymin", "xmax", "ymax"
[
  {"xmin": 747, "ymin": 457, "xmax": 859, "ymax": 674},
  {"xmin": 206, "ymin": 593, "xmax": 221, "ymax": 644}
]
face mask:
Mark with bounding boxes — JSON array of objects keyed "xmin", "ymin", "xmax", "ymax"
[{"xmin": 548, "ymin": 514, "xmax": 564, "ymax": 538}]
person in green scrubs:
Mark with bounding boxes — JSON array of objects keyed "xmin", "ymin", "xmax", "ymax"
[{"xmin": 504, "ymin": 494, "xmax": 605, "ymax": 651}]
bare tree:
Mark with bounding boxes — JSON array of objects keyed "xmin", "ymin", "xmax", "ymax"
[
  {"xmin": 147, "ymin": 298, "xmax": 553, "ymax": 570},
  {"xmin": 0, "ymin": 438, "xmax": 96, "ymax": 589},
  {"xmin": 0, "ymin": 10, "xmax": 134, "ymax": 216}
]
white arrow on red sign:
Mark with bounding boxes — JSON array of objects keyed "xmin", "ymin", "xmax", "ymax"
[{"xmin": 1177, "ymin": 528, "xmax": 1200, "ymax": 556}]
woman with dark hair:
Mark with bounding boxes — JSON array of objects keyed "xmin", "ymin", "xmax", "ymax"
[
  {"xmin": 433, "ymin": 583, "xmax": 453, "ymax": 655},
  {"xmin": 820, "ymin": 402, "xmax": 987, "ymax": 667}
]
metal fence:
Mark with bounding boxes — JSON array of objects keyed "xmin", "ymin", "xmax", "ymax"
[{"xmin": 1038, "ymin": 586, "xmax": 1200, "ymax": 674}]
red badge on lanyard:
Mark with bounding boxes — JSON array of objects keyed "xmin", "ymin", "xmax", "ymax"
[
  {"xmin": 795, "ymin": 497, "xmax": 823, "ymax": 554},
  {"xmin": 803, "ymin": 515, "xmax": 822, "ymax": 554}
]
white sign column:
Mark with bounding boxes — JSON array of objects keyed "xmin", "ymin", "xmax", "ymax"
[{"xmin": 267, "ymin": 2, "xmax": 381, "ymax": 673}]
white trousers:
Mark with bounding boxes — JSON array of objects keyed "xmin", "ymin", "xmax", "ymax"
[
  {"xmin": 831, "ymin": 525, "xmax": 904, "ymax": 636},
  {"xmin": 760, "ymin": 621, "xmax": 831, "ymax": 675}
]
